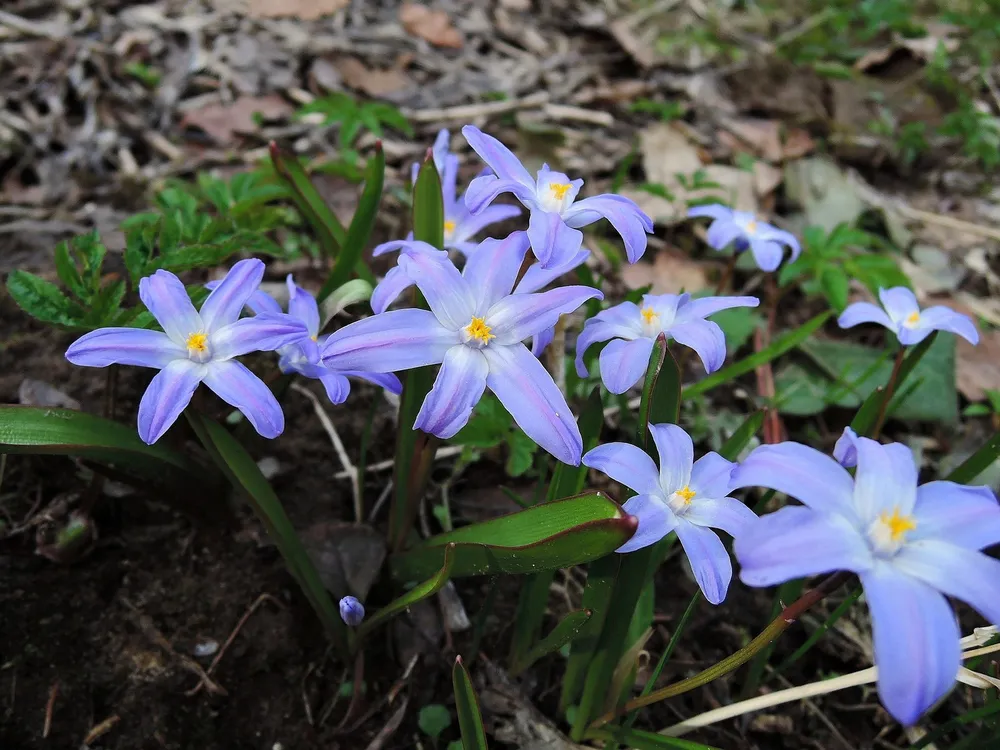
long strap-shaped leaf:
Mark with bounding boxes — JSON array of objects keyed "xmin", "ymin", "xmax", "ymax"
[
  {"xmin": 184, "ymin": 411, "xmax": 348, "ymax": 656},
  {"xmin": 587, "ymin": 726, "xmax": 720, "ymax": 750},
  {"xmin": 511, "ymin": 609, "xmax": 592, "ymax": 676},
  {"xmin": 268, "ymin": 142, "xmax": 346, "ymax": 259},
  {"xmin": 453, "ymin": 656, "xmax": 489, "ymax": 750}
]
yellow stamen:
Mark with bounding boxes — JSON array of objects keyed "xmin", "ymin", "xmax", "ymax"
[
  {"xmin": 549, "ymin": 183, "xmax": 572, "ymax": 200},
  {"xmin": 905, "ymin": 311, "xmax": 920, "ymax": 326},
  {"xmin": 675, "ymin": 486, "xmax": 696, "ymax": 505},
  {"xmin": 465, "ymin": 317, "xmax": 495, "ymax": 345},
  {"xmin": 186, "ymin": 332, "xmax": 208, "ymax": 352},
  {"xmin": 745, "ymin": 220, "xmax": 757, "ymax": 233},
  {"xmin": 640, "ymin": 306, "xmax": 659, "ymax": 325},
  {"xmin": 310, "ymin": 335, "xmax": 319, "ymax": 342},
  {"xmin": 444, "ymin": 219, "xmax": 456, "ymax": 235},
  {"xmin": 879, "ymin": 507, "xmax": 916, "ymax": 542}
]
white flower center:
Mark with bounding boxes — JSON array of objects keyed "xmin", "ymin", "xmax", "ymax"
[
  {"xmin": 538, "ymin": 181, "xmax": 574, "ymax": 214},
  {"xmin": 667, "ymin": 485, "xmax": 696, "ymax": 515},
  {"xmin": 867, "ymin": 506, "xmax": 916, "ymax": 557},
  {"xmin": 639, "ymin": 306, "xmax": 661, "ymax": 337},
  {"xmin": 462, "ymin": 317, "xmax": 494, "ymax": 349},
  {"xmin": 186, "ymin": 332, "xmax": 213, "ymax": 363},
  {"xmin": 902, "ymin": 311, "xmax": 921, "ymax": 329}
]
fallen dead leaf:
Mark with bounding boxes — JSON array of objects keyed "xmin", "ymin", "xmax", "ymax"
[
  {"xmin": 247, "ymin": 0, "xmax": 348, "ymax": 20},
  {"xmin": 181, "ymin": 95, "xmax": 291, "ymax": 145},
  {"xmin": 299, "ymin": 522, "xmax": 386, "ymax": 599},
  {"xmin": 957, "ymin": 329, "xmax": 1000, "ymax": 402},
  {"xmin": 19, "ymin": 378, "xmax": 81, "ymax": 410},
  {"xmin": 782, "ymin": 127, "xmax": 816, "ymax": 160},
  {"xmin": 399, "ymin": 3, "xmax": 463, "ymax": 49},
  {"xmin": 621, "ymin": 249, "xmax": 709, "ymax": 295},
  {"xmin": 721, "ymin": 117, "xmax": 783, "ymax": 162},
  {"xmin": 334, "ymin": 57, "xmax": 411, "ymax": 97}
]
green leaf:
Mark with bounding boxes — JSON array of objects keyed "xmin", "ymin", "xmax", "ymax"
[
  {"xmin": 73, "ymin": 231, "xmax": 107, "ymax": 291},
  {"xmin": 712, "ymin": 307, "xmax": 762, "ymax": 353},
  {"xmin": 512, "ymin": 609, "xmax": 592, "ymax": 675},
  {"xmin": 418, "ymin": 704, "xmax": 453, "ymax": 740},
  {"xmin": 819, "ymin": 266, "xmax": 849, "ymax": 311},
  {"xmin": 504, "ymin": 430, "xmax": 536, "ymax": 477},
  {"xmin": 718, "ymin": 410, "xmax": 764, "ymax": 461},
  {"xmin": 561, "ymin": 555, "xmax": 619, "ymax": 712},
  {"xmin": 588, "ymin": 726, "xmax": 721, "ymax": 750},
  {"xmin": 184, "ymin": 411, "xmax": 347, "ymax": 655},
  {"xmin": 54, "ymin": 240, "xmax": 86, "ymax": 300},
  {"xmin": 453, "ymin": 658, "xmax": 489, "ymax": 750},
  {"xmin": 850, "ymin": 333, "xmax": 939, "ymax": 435},
  {"xmin": 123, "ymin": 218, "xmax": 158, "ymax": 284},
  {"xmin": 684, "ymin": 312, "xmax": 832, "ymax": 398},
  {"xmin": 318, "ymin": 143, "xmax": 384, "ymax": 302},
  {"xmin": 358, "ymin": 543, "xmax": 455, "ymax": 639},
  {"xmin": 947, "ymin": 429, "xmax": 1000, "ymax": 484},
  {"xmin": 638, "ymin": 338, "xmax": 681, "ymax": 448},
  {"xmin": 451, "ymin": 395, "xmax": 509, "ymax": 449},
  {"xmin": 87, "ymin": 279, "xmax": 127, "ymax": 326},
  {"xmin": 6, "ymin": 270, "xmax": 85, "ymax": 328},
  {"xmin": 413, "ymin": 153, "xmax": 445, "ymax": 249},
  {"xmin": 268, "ymin": 143, "xmax": 346, "ymax": 259},
  {"xmin": 390, "ymin": 493, "xmax": 636, "ymax": 580}
]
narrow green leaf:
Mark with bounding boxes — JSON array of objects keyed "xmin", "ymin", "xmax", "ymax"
[
  {"xmin": 87, "ymin": 279, "xmax": 127, "ymax": 326},
  {"xmin": 588, "ymin": 726, "xmax": 721, "ymax": 750},
  {"xmin": 7, "ymin": 270, "xmax": 85, "ymax": 328},
  {"xmin": 391, "ymin": 492, "xmax": 636, "ymax": 580},
  {"xmin": 453, "ymin": 657, "xmax": 489, "ymax": 750},
  {"xmin": 512, "ymin": 610, "xmax": 592, "ymax": 675},
  {"xmin": 684, "ymin": 312, "xmax": 831, "ymax": 398},
  {"xmin": 717, "ymin": 410, "xmax": 764, "ymax": 461},
  {"xmin": 185, "ymin": 411, "xmax": 347, "ymax": 654},
  {"xmin": 357, "ymin": 543, "xmax": 455, "ymax": 639},
  {"xmin": 412, "ymin": 152, "xmax": 445, "ymax": 249},
  {"xmin": 851, "ymin": 333, "xmax": 940, "ymax": 436},
  {"xmin": 318, "ymin": 144, "xmax": 384, "ymax": 302},
  {"xmin": 54, "ymin": 240, "xmax": 86, "ymax": 300},
  {"xmin": 268, "ymin": 142, "xmax": 346, "ymax": 258},
  {"xmin": 638, "ymin": 338, "xmax": 680, "ymax": 446},
  {"xmin": 947, "ymin": 428, "xmax": 1000, "ymax": 484}
]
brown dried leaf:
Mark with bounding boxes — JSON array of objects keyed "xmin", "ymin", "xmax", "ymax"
[
  {"xmin": 721, "ymin": 117, "xmax": 783, "ymax": 162},
  {"xmin": 399, "ymin": 3, "xmax": 463, "ymax": 49},
  {"xmin": 334, "ymin": 57, "xmax": 411, "ymax": 97},
  {"xmin": 247, "ymin": 0, "xmax": 348, "ymax": 20},
  {"xmin": 621, "ymin": 249, "xmax": 709, "ymax": 295},
  {"xmin": 181, "ymin": 95, "xmax": 291, "ymax": 145},
  {"xmin": 298, "ymin": 522, "xmax": 386, "ymax": 599}
]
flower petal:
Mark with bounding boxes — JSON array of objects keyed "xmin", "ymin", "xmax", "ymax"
[
  {"xmin": 139, "ymin": 269, "xmax": 203, "ymax": 344},
  {"xmin": 203, "ymin": 360, "xmax": 284, "ymax": 438},
  {"xmin": 206, "ymin": 280, "xmax": 282, "ymax": 316},
  {"xmin": 562, "ymin": 194, "xmax": 653, "ymax": 263},
  {"xmin": 452, "ymin": 204, "xmax": 523, "ymax": 245},
  {"xmin": 582, "ymin": 441, "xmax": 662, "ymax": 497},
  {"xmin": 669, "ymin": 319, "xmax": 727, "ymax": 373},
  {"xmin": 199, "ymin": 259, "xmax": 266, "ymax": 333},
  {"xmin": 677, "ymin": 295, "xmax": 760, "ymax": 323},
  {"xmin": 515, "ymin": 248, "xmax": 590, "ymax": 294},
  {"xmin": 371, "ymin": 265, "xmax": 415, "ymax": 314},
  {"xmin": 598, "ymin": 337, "xmax": 654, "ymax": 395},
  {"xmin": 464, "ymin": 174, "xmax": 538, "ymax": 215},
  {"xmin": 687, "ymin": 204, "xmax": 734, "ymax": 221},
  {"xmin": 684, "ymin": 497, "xmax": 757, "ymax": 538},
  {"xmin": 895, "ymin": 540, "xmax": 1000, "ymax": 626},
  {"xmin": 372, "ymin": 238, "xmax": 446, "ymax": 259},
  {"xmin": 861, "ymin": 564, "xmax": 960, "ymax": 727},
  {"xmin": 398, "ymin": 252, "xmax": 475, "ymax": 330},
  {"xmin": 705, "ymin": 219, "xmax": 745, "ymax": 251},
  {"xmin": 748, "ymin": 238, "xmax": 785, "ymax": 271},
  {"xmin": 137, "ymin": 359, "xmax": 203, "ymax": 444},
  {"xmin": 833, "ymin": 426, "xmax": 859, "ymax": 467},
  {"xmin": 415, "ymin": 346, "xmax": 489, "ymax": 439},
  {"xmin": 837, "ymin": 302, "xmax": 894, "ymax": 331},
  {"xmin": 321, "ymin": 309, "xmax": 459, "ymax": 373},
  {"xmin": 759, "ymin": 226, "xmax": 801, "ymax": 261},
  {"xmin": 66, "ymin": 328, "xmax": 183, "ymax": 369},
  {"xmin": 879, "ymin": 287, "xmax": 919, "ymax": 322},
  {"xmin": 575, "ymin": 301, "xmax": 643, "ymax": 377},
  {"xmin": 286, "ymin": 276, "xmax": 320, "ymax": 336},
  {"xmin": 731, "ymin": 442, "xmax": 857, "ymax": 518},
  {"xmin": 911, "ymin": 481, "xmax": 1000, "ymax": 550},
  {"xmin": 531, "ymin": 326, "xmax": 555, "ymax": 358},
  {"xmin": 527, "ymin": 210, "xmax": 584, "ymax": 268},
  {"xmin": 734, "ymin": 506, "xmax": 873, "ymax": 587},
  {"xmin": 915, "ymin": 306, "xmax": 979, "ymax": 345},
  {"xmin": 675, "ymin": 522, "xmax": 732, "ymax": 605},
  {"xmin": 484, "ymin": 342, "xmax": 582, "ymax": 465},
  {"xmin": 346, "ymin": 370, "xmax": 403, "ymax": 394},
  {"xmin": 852, "ymin": 437, "xmax": 917, "ymax": 522},
  {"xmin": 649, "ymin": 423, "xmax": 694, "ymax": 494},
  {"xmin": 318, "ymin": 372, "xmax": 351, "ymax": 404},
  {"xmin": 489, "ymin": 286, "xmax": 603, "ymax": 346},
  {"xmin": 461, "ymin": 125, "xmax": 535, "ymax": 188},
  {"xmin": 689, "ymin": 451, "xmax": 737, "ymax": 499},
  {"xmin": 618, "ymin": 495, "xmax": 676, "ymax": 553},
  {"xmin": 461, "ymin": 231, "xmax": 530, "ymax": 312},
  {"xmin": 212, "ymin": 314, "xmax": 309, "ymax": 359}
]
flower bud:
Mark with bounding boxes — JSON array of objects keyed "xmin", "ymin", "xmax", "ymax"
[{"xmin": 339, "ymin": 596, "xmax": 365, "ymax": 627}]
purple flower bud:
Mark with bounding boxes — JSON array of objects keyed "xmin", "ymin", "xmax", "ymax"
[{"xmin": 339, "ymin": 596, "xmax": 365, "ymax": 627}]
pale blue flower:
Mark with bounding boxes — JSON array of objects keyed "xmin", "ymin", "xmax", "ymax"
[
  {"xmin": 339, "ymin": 596, "xmax": 365, "ymax": 626},
  {"xmin": 321, "ymin": 232, "xmax": 601, "ymax": 465},
  {"xmin": 838, "ymin": 286, "xmax": 979, "ymax": 346},
  {"xmin": 576, "ymin": 293, "xmax": 759, "ymax": 393},
  {"xmin": 461, "ymin": 125, "xmax": 653, "ymax": 269},
  {"xmin": 66, "ymin": 260, "xmax": 306, "ymax": 443},
  {"xmin": 732, "ymin": 432, "xmax": 1000, "ymax": 725},
  {"xmin": 687, "ymin": 204, "xmax": 800, "ymax": 271},
  {"xmin": 584, "ymin": 424, "xmax": 756, "ymax": 604}
]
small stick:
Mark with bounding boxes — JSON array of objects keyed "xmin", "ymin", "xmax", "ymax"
[
  {"xmin": 42, "ymin": 681, "xmax": 58, "ymax": 738},
  {"xmin": 83, "ymin": 716, "xmax": 120, "ymax": 745}
]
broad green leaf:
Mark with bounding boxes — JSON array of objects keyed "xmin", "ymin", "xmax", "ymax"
[
  {"xmin": 512, "ymin": 609, "xmax": 592, "ymax": 676},
  {"xmin": 74, "ymin": 231, "xmax": 107, "ymax": 290},
  {"xmin": 451, "ymin": 395, "xmax": 509, "ymax": 449},
  {"xmin": 390, "ymin": 493, "xmax": 636, "ymax": 580},
  {"xmin": 851, "ymin": 333, "xmax": 938, "ymax": 436},
  {"xmin": 588, "ymin": 726, "xmax": 721, "ymax": 750},
  {"xmin": 7, "ymin": 270, "xmax": 84, "ymax": 329},
  {"xmin": 123, "ymin": 218, "xmax": 158, "ymax": 284},
  {"xmin": 184, "ymin": 411, "xmax": 347, "ymax": 654},
  {"xmin": 268, "ymin": 142, "xmax": 346, "ymax": 258},
  {"xmin": 639, "ymin": 337, "xmax": 680, "ymax": 448},
  {"xmin": 358, "ymin": 543, "xmax": 455, "ymax": 638},
  {"xmin": 712, "ymin": 306, "xmax": 763, "ymax": 353},
  {"xmin": 504, "ymin": 430, "xmax": 536, "ymax": 477},
  {"xmin": 87, "ymin": 279, "xmax": 126, "ymax": 326},
  {"xmin": 820, "ymin": 265, "xmax": 849, "ymax": 311},
  {"xmin": 684, "ymin": 312, "xmax": 831, "ymax": 398},
  {"xmin": 418, "ymin": 704, "xmax": 453, "ymax": 740},
  {"xmin": 453, "ymin": 657, "xmax": 489, "ymax": 749},
  {"xmin": 54, "ymin": 240, "xmax": 86, "ymax": 300},
  {"xmin": 318, "ymin": 144, "xmax": 384, "ymax": 302}
]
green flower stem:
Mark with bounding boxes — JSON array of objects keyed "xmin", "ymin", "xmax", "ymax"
[{"xmin": 872, "ymin": 346, "xmax": 907, "ymax": 439}]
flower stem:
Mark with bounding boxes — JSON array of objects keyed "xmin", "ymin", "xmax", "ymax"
[
  {"xmin": 588, "ymin": 571, "xmax": 852, "ymax": 729},
  {"xmin": 714, "ymin": 253, "xmax": 739, "ymax": 295},
  {"xmin": 872, "ymin": 346, "xmax": 907, "ymax": 439}
]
